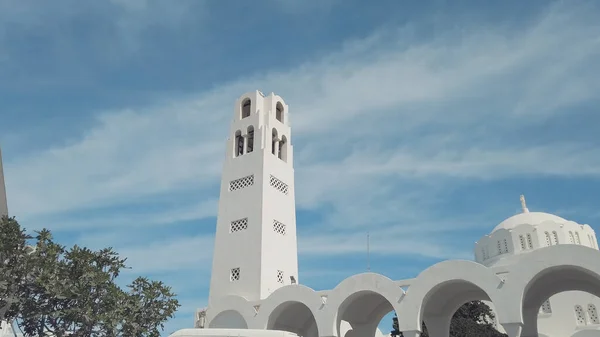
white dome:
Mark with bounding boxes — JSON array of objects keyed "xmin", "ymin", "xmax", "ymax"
[{"xmin": 491, "ymin": 211, "xmax": 567, "ymax": 233}]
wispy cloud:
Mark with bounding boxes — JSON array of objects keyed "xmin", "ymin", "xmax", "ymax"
[{"xmin": 6, "ymin": 1, "xmax": 599, "ymax": 226}]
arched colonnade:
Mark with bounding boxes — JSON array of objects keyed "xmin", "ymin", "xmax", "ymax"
[{"xmin": 204, "ymin": 245, "xmax": 600, "ymax": 337}]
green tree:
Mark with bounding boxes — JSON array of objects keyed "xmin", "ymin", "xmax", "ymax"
[
  {"xmin": 118, "ymin": 277, "xmax": 181, "ymax": 337},
  {"xmin": 0, "ymin": 216, "xmax": 34, "ymax": 323},
  {"xmin": 391, "ymin": 301, "xmax": 507, "ymax": 337},
  {"xmin": 1, "ymin": 217, "xmax": 180, "ymax": 337}
]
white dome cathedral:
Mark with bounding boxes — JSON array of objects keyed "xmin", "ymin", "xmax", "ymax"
[
  {"xmin": 475, "ymin": 195, "xmax": 598, "ymax": 267},
  {"xmin": 476, "ymin": 195, "xmax": 600, "ymax": 337}
]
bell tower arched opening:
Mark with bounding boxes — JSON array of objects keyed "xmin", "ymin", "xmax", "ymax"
[
  {"xmin": 234, "ymin": 130, "xmax": 243, "ymax": 157},
  {"xmin": 247, "ymin": 125, "xmax": 254, "ymax": 153},
  {"xmin": 275, "ymin": 102, "xmax": 284, "ymax": 123},
  {"xmin": 279, "ymin": 135, "xmax": 288, "ymax": 162},
  {"xmin": 241, "ymin": 99, "xmax": 251, "ymax": 119}
]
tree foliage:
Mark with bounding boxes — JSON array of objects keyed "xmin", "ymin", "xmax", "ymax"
[
  {"xmin": 391, "ymin": 300, "xmax": 507, "ymax": 337},
  {"xmin": 0, "ymin": 216, "xmax": 180, "ymax": 337},
  {"xmin": 0, "ymin": 216, "xmax": 33, "ymax": 322}
]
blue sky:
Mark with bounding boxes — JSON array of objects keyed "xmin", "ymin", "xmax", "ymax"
[{"xmin": 1, "ymin": 0, "xmax": 600, "ymax": 335}]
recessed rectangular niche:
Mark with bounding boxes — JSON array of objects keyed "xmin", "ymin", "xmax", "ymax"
[
  {"xmin": 229, "ymin": 175, "xmax": 254, "ymax": 191},
  {"xmin": 230, "ymin": 268, "xmax": 240, "ymax": 282},
  {"xmin": 230, "ymin": 218, "xmax": 248, "ymax": 233},
  {"xmin": 273, "ymin": 220, "xmax": 286, "ymax": 235},
  {"xmin": 269, "ymin": 175, "xmax": 289, "ymax": 195}
]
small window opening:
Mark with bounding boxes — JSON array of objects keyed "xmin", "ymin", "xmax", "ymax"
[
  {"xmin": 552, "ymin": 231, "xmax": 559, "ymax": 245},
  {"xmin": 526, "ymin": 233, "xmax": 533, "ymax": 249},
  {"xmin": 541, "ymin": 300, "xmax": 552, "ymax": 314},
  {"xmin": 275, "ymin": 102, "xmax": 284, "ymax": 123},
  {"xmin": 575, "ymin": 232, "xmax": 581, "ymax": 244},
  {"xmin": 246, "ymin": 126, "xmax": 254, "ymax": 153},
  {"xmin": 545, "ymin": 232, "xmax": 552, "ymax": 246},
  {"xmin": 503, "ymin": 239, "xmax": 509, "ymax": 253},
  {"xmin": 241, "ymin": 99, "xmax": 251, "ymax": 119},
  {"xmin": 230, "ymin": 268, "xmax": 241, "ymax": 282}
]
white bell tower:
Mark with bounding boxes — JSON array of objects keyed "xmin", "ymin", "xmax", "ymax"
[
  {"xmin": 207, "ymin": 91, "xmax": 298, "ymax": 305},
  {"xmin": 0, "ymin": 147, "xmax": 8, "ymax": 217}
]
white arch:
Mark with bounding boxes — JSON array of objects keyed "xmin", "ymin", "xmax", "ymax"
[
  {"xmin": 205, "ymin": 295, "xmax": 256, "ymax": 329},
  {"xmin": 397, "ymin": 260, "xmax": 503, "ymax": 333},
  {"xmin": 254, "ymin": 284, "xmax": 326, "ymax": 335},
  {"xmin": 495, "ymin": 245, "xmax": 600, "ymax": 327},
  {"xmin": 324, "ymin": 273, "xmax": 405, "ymax": 337}
]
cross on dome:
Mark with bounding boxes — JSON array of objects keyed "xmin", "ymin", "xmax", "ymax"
[{"xmin": 520, "ymin": 194, "xmax": 530, "ymax": 214}]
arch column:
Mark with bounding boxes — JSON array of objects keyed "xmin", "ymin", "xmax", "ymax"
[
  {"xmin": 423, "ymin": 314, "xmax": 452, "ymax": 337},
  {"xmin": 519, "ymin": 307, "xmax": 539, "ymax": 337},
  {"xmin": 402, "ymin": 331, "xmax": 421, "ymax": 337},
  {"xmin": 243, "ymin": 133, "xmax": 248, "ymax": 155},
  {"xmin": 501, "ymin": 322, "xmax": 523, "ymax": 337},
  {"xmin": 273, "ymin": 137, "xmax": 280, "ymax": 158},
  {"xmin": 341, "ymin": 321, "xmax": 379, "ymax": 337}
]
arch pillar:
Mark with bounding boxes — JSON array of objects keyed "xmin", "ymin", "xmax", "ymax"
[
  {"xmin": 423, "ymin": 314, "xmax": 452, "ymax": 337},
  {"xmin": 520, "ymin": 307, "xmax": 539, "ymax": 337},
  {"xmin": 501, "ymin": 322, "xmax": 523, "ymax": 337},
  {"xmin": 341, "ymin": 321, "xmax": 379, "ymax": 337}
]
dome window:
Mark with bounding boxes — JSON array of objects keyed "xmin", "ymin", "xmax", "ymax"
[
  {"xmin": 526, "ymin": 233, "xmax": 533, "ymax": 249},
  {"xmin": 519, "ymin": 235, "xmax": 526, "ymax": 250},
  {"xmin": 552, "ymin": 231, "xmax": 559, "ymax": 245},
  {"xmin": 569, "ymin": 231, "xmax": 575, "ymax": 244},
  {"xmin": 588, "ymin": 304, "xmax": 599, "ymax": 324},
  {"xmin": 575, "ymin": 305, "xmax": 587, "ymax": 325}
]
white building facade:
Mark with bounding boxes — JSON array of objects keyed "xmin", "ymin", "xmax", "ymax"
[
  {"xmin": 0, "ymin": 147, "xmax": 8, "ymax": 218},
  {"xmin": 170, "ymin": 92, "xmax": 600, "ymax": 337},
  {"xmin": 0, "ymin": 149, "xmax": 23, "ymax": 337}
]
